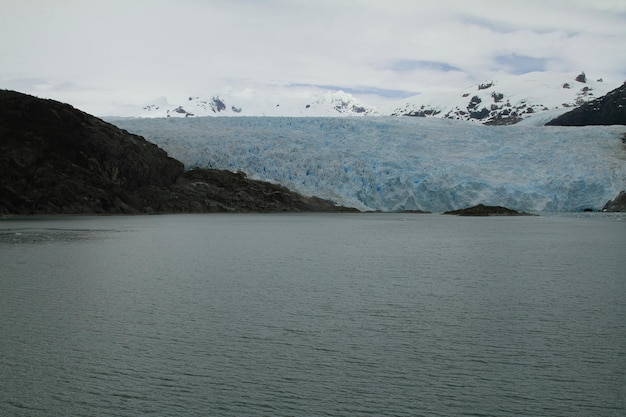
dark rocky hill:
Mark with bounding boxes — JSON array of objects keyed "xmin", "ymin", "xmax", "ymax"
[
  {"xmin": 0, "ymin": 90, "xmax": 355, "ymax": 214},
  {"xmin": 546, "ymin": 82, "xmax": 626, "ymax": 126}
]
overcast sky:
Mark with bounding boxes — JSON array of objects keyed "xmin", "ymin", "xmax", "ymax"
[{"xmin": 2, "ymin": 0, "xmax": 625, "ymax": 115}]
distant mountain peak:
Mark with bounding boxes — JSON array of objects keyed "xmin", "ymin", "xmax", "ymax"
[
  {"xmin": 130, "ymin": 89, "xmax": 374, "ymax": 118},
  {"xmin": 384, "ymin": 71, "xmax": 620, "ymax": 125}
]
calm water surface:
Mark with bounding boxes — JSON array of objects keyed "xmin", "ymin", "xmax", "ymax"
[{"xmin": 1, "ymin": 213, "xmax": 625, "ymax": 416}]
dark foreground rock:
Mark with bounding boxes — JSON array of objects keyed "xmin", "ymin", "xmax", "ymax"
[
  {"xmin": 443, "ymin": 204, "xmax": 532, "ymax": 216},
  {"xmin": 546, "ymin": 82, "xmax": 626, "ymax": 126},
  {"xmin": 602, "ymin": 191, "xmax": 626, "ymax": 212},
  {"xmin": 0, "ymin": 90, "xmax": 356, "ymax": 215},
  {"xmin": 132, "ymin": 168, "xmax": 358, "ymax": 213}
]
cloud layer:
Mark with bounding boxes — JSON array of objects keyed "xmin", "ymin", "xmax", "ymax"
[{"xmin": 2, "ymin": 0, "xmax": 625, "ymax": 114}]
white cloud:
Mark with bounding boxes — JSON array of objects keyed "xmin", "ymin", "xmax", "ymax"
[{"xmin": 1, "ymin": 0, "xmax": 624, "ymax": 114}]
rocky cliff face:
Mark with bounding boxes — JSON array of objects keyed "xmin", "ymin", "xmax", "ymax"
[
  {"xmin": 0, "ymin": 90, "xmax": 354, "ymax": 214},
  {"xmin": 602, "ymin": 191, "xmax": 626, "ymax": 212},
  {"xmin": 546, "ymin": 83, "xmax": 626, "ymax": 126}
]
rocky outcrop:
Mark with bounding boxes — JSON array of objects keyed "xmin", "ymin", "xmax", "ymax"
[
  {"xmin": 132, "ymin": 168, "xmax": 357, "ymax": 213},
  {"xmin": 546, "ymin": 82, "xmax": 626, "ymax": 126},
  {"xmin": 602, "ymin": 191, "xmax": 626, "ymax": 212},
  {"xmin": 443, "ymin": 204, "xmax": 532, "ymax": 216},
  {"xmin": 0, "ymin": 90, "xmax": 355, "ymax": 215}
]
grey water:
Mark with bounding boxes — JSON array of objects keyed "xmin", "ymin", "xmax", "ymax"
[{"xmin": 1, "ymin": 213, "xmax": 625, "ymax": 416}]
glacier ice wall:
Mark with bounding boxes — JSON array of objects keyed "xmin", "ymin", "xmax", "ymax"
[{"xmin": 111, "ymin": 117, "xmax": 626, "ymax": 212}]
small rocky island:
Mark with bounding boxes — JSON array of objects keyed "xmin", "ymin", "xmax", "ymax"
[
  {"xmin": 443, "ymin": 204, "xmax": 533, "ymax": 216},
  {"xmin": 0, "ymin": 90, "xmax": 356, "ymax": 215}
]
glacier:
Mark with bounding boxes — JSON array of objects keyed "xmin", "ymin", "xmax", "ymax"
[{"xmin": 110, "ymin": 117, "xmax": 626, "ymax": 212}]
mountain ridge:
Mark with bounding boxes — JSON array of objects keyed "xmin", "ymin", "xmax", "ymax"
[
  {"xmin": 131, "ymin": 89, "xmax": 374, "ymax": 118},
  {"xmin": 111, "ymin": 72, "xmax": 622, "ymax": 125}
]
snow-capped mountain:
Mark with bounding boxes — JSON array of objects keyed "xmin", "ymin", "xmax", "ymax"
[
  {"xmin": 113, "ymin": 71, "xmax": 622, "ymax": 123},
  {"xmin": 386, "ymin": 72, "xmax": 620, "ymax": 125},
  {"xmin": 131, "ymin": 89, "xmax": 373, "ymax": 118}
]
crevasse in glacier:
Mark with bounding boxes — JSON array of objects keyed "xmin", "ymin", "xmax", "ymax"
[{"xmin": 111, "ymin": 117, "xmax": 626, "ymax": 212}]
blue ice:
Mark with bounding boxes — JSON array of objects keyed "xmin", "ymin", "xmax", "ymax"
[{"xmin": 111, "ymin": 117, "xmax": 626, "ymax": 212}]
